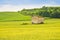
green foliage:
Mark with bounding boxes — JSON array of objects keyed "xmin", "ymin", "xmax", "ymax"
[
  {"xmin": 51, "ymin": 9, "xmax": 60, "ymax": 18},
  {"xmin": 19, "ymin": 6, "xmax": 60, "ymax": 18}
]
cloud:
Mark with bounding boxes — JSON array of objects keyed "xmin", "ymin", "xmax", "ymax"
[
  {"xmin": 0, "ymin": 4, "xmax": 43, "ymax": 12},
  {"xmin": 0, "ymin": 0, "xmax": 60, "ymax": 12},
  {"xmin": 0, "ymin": 5, "xmax": 19, "ymax": 12},
  {"xmin": 0, "ymin": 4, "xmax": 60, "ymax": 12}
]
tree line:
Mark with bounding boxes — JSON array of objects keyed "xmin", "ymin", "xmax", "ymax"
[{"xmin": 19, "ymin": 6, "xmax": 60, "ymax": 18}]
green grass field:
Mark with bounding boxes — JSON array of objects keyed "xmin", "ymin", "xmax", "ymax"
[
  {"xmin": 0, "ymin": 12, "xmax": 60, "ymax": 40},
  {"xmin": 0, "ymin": 19, "xmax": 60, "ymax": 40},
  {"xmin": 0, "ymin": 12, "xmax": 31, "ymax": 21}
]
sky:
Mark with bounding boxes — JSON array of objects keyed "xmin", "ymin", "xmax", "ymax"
[{"xmin": 0, "ymin": 0, "xmax": 60, "ymax": 12}]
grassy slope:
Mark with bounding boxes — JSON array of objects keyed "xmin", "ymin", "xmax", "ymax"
[
  {"xmin": 0, "ymin": 19, "xmax": 60, "ymax": 40},
  {"xmin": 0, "ymin": 12, "xmax": 31, "ymax": 21}
]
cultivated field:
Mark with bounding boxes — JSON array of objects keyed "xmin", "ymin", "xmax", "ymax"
[{"xmin": 0, "ymin": 19, "xmax": 60, "ymax": 40}]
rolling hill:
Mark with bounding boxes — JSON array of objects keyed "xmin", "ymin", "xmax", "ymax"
[{"xmin": 0, "ymin": 12, "xmax": 31, "ymax": 21}]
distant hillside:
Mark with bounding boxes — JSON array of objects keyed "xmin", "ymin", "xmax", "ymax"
[{"xmin": 0, "ymin": 12, "xmax": 31, "ymax": 21}]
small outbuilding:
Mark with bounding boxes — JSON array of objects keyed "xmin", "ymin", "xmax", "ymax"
[{"xmin": 32, "ymin": 16, "xmax": 44, "ymax": 24}]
